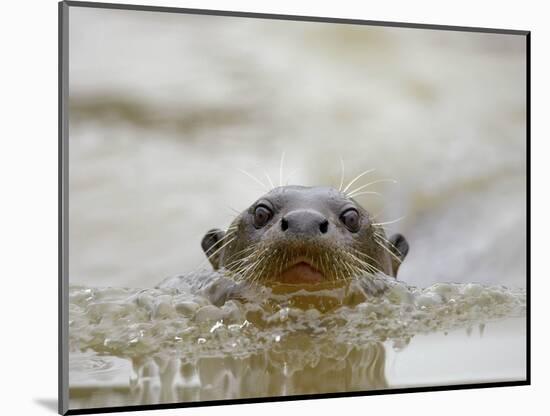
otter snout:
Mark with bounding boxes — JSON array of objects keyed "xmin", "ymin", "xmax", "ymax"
[
  {"xmin": 280, "ymin": 209, "xmax": 329, "ymax": 236},
  {"xmin": 200, "ymin": 185, "xmax": 410, "ymax": 283}
]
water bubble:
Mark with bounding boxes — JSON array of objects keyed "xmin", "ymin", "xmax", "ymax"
[{"xmin": 209, "ymin": 321, "xmax": 225, "ymax": 333}]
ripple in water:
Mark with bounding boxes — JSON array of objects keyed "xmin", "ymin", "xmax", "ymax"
[{"xmin": 68, "ymin": 272, "xmax": 526, "ymax": 409}]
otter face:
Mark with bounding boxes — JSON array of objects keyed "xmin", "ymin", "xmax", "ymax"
[{"xmin": 201, "ymin": 186, "xmax": 408, "ymax": 284}]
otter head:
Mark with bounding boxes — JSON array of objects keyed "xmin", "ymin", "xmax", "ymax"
[{"xmin": 201, "ymin": 186, "xmax": 408, "ymax": 285}]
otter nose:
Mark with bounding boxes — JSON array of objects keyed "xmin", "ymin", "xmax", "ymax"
[{"xmin": 280, "ymin": 209, "xmax": 329, "ymax": 236}]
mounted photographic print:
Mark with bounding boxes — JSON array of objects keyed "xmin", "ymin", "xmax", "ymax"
[{"xmin": 59, "ymin": 1, "xmax": 530, "ymax": 414}]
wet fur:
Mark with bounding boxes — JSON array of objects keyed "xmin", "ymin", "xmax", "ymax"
[{"xmin": 201, "ymin": 185, "xmax": 409, "ymax": 285}]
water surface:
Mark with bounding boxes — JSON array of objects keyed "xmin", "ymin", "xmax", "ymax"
[{"xmin": 68, "ymin": 274, "xmax": 526, "ymax": 409}]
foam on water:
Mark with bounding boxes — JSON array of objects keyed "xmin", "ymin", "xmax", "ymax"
[{"xmin": 68, "ymin": 273, "xmax": 525, "ymax": 408}]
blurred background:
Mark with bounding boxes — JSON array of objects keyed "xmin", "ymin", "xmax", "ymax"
[{"xmin": 68, "ymin": 7, "xmax": 527, "ymax": 289}]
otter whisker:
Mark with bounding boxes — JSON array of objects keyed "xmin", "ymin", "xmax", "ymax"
[
  {"xmin": 312, "ymin": 252, "xmax": 319, "ymax": 273},
  {"xmin": 205, "ymin": 230, "xmax": 236, "ymax": 252},
  {"xmin": 349, "ymin": 254, "xmax": 386, "ymax": 278},
  {"xmin": 254, "ymin": 252, "xmax": 272, "ymax": 283},
  {"xmin": 347, "ymin": 250, "xmax": 385, "ymax": 275},
  {"xmin": 349, "ymin": 262, "xmax": 371, "ymax": 279},
  {"xmin": 235, "ymin": 262, "xmax": 256, "ymax": 282},
  {"xmin": 227, "ymin": 206, "xmax": 241, "ymax": 215},
  {"xmin": 350, "ymin": 247, "xmax": 384, "ymax": 269},
  {"xmin": 259, "ymin": 250, "xmax": 277, "ymax": 283},
  {"xmin": 320, "ymin": 253, "xmax": 327, "ymax": 279},
  {"xmin": 275, "ymin": 250, "xmax": 283, "ymax": 282},
  {"xmin": 338, "ymin": 255, "xmax": 356, "ymax": 281},
  {"xmin": 223, "ymin": 254, "xmax": 253, "ymax": 270},
  {"xmin": 252, "ymin": 258, "xmax": 266, "ymax": 284},
  {"xmin": 220, "ymin": 228, "xmax": 238, "ymax": 238},
  {"xmin": 346, "ymin": 262, "xmax": 361, "ymax": 281},
  {"xmin": 224, "ymin": 259, "xmax": 250, "ymax": 274},
  {"xmin": 373, "ymin": 232, "xmax": 402, "ymax": 255},
  {"xmin": 336, "ymin": 259, "xmax": 351, "ymax": 281},
  {"xmin": 332, "ymin": 256, "xmax": 341, "ymax": 280},
  {"xmin": 374, "ymin": 239, "xmax": 403, "ymax": 264},
  {"xmin": 189, "ymin": 232, "xmax": 236, "ymax": 273},
  {"xmin": 263, "ymin": 170, "xmax": 275, "ymax": 190},
  {"xmin": 372, "ymin": 215, "xmax": 406, "ymax": 227},
  {"xmin": 360, "ymin": 262, "xmax": 381, "ymax": 277},
  {"xmin": 189, "ymin": 234, "xmax": 237, "ymax": 274},
  {"xmin": 225, "ymin": 247, "xmax": 263, "ymax": 272},
  {"xmin": 225, "ymin": 248, "xmax": 255, "ymax": 264},
  {"xmin": 338, "ymin": 251, "xmax": 354, "ymax": 281},
  {"xmin": 338, "ymin": 157, "xmax": 346, "ymax": 192},
  {"xmin": 237, "ymin": 168, "xmax": 269, "ymax": 191},
  {"xmin": 343, "ymin": 250, "xmax": 373, "ymax": 276},
  {"xmin": 233, "ymin": 243, "xmax": 260, "ymax": 255},
  {"xmin": 334, "ymin": 252, "xmax": 349, "ymax": 281},
  {"xmin": 231, "ymin": 250, "xmax": 259, "ymax": 276},
  {"xmin": 238, "ymin": 260, "xmax": 260, "ymax": 282},
  {"xmin": 342, "ymin": 169, "xmax": 376, "ymax": 193},
  {"xmin": 324, "ymin": 252, "xmax": 333, "ymax": 280},
  {"xmin": 252, "ymin": 262, "xmax": 267, "ymax": 284},
  {"xmin": 240, "ymin": 245, "xmax": 271, "ymax": 282},
  {"xmin": 205, "ymin": 237, "xmax": 236, "ymax": 262},
  {"xmin": 347, "ymin": 178, "xmax": 397, "ymax": 197},
  {"xmin": 224, "ymin": 243, "xmax": 260, "ymax": 261},
  {"xmin": 254, "ymin": 248, "xmax": 270, "ymax": 282},
  {"xmin": 280, "ymin": 249, "xmax": 287, "ymax": 277}
]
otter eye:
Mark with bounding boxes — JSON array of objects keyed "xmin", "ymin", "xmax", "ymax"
[
  {"xmin": 253, "ymin": 205, "xmax": 273, "ymax": 228},
  {"xmin": 340, "ymin": 208, "xmax": 360, "ymax": 232}
]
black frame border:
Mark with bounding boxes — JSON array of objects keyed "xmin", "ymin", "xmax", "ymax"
[{"xmin": 58, "ymin": 1, "xmax": 531, "ymax": 415}]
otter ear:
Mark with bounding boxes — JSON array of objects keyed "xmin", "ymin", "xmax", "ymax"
[
  {"xmin": 388, "ymin": 233, "xmax": 409, "ymax": 277},
  {"xmin": 201, "ymin": 228, "xmax": 226, "ymax": 270}
]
